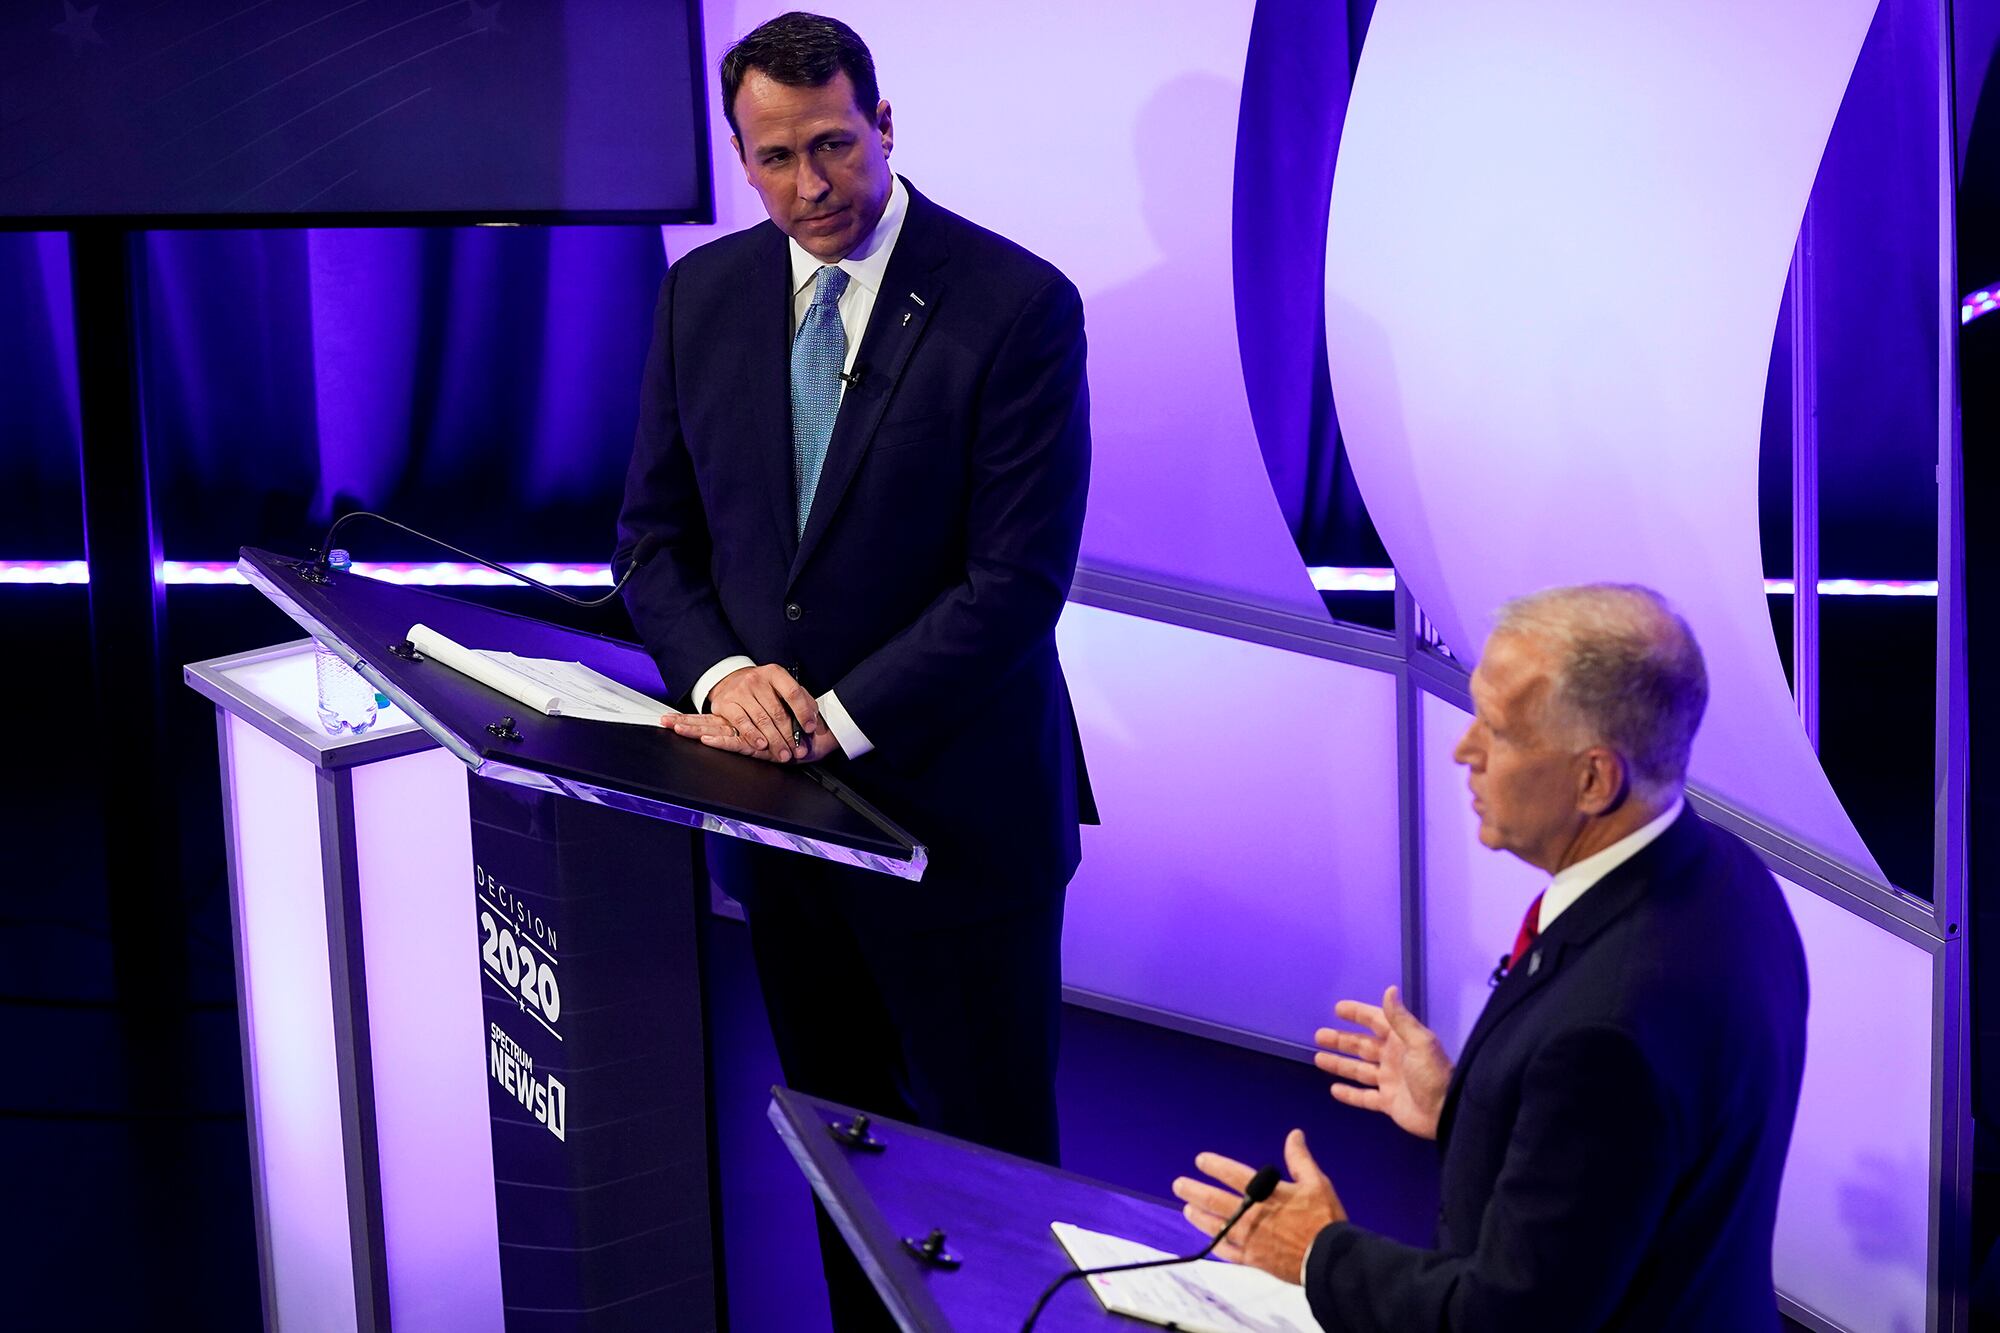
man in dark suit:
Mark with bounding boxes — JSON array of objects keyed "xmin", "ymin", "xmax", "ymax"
[
  {"xmin": 614, "ymin": 12, "xmax": 1092, "ymax": 1325},
  {"xmin": 1175, "ymin": 584, "xmax": 1808, "ymax": 1330}
]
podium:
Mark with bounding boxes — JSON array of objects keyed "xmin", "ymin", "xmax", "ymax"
[
  {"xmin": 769, "ymin": 1089, "xmax": 1209, "ymax": 1332},
  {"xmin": 187, "ymin": 548, "xmax": 923, "ymax": 1332}
]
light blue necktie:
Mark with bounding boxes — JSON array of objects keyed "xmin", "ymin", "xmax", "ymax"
[{"xmin": 792, "ymin": 265, "xmax": 851, "ymax": 537}]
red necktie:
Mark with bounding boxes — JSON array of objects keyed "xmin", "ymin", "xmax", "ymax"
[{"xmin": 1509, "ymin": 892, "xmax": 1546, "ymax": 971}]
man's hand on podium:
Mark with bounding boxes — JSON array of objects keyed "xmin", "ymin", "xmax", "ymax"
[
  {"xmin": 672, "ymin": 710, "xmax": 842, "ymax": 763},
  {"xmin": 673, "ymin": 664, "xmax": 824, "ymax": 763},
  {"xmin": 1315, "ymin": 985, "xmax": 1452, "ymax": 1141}
]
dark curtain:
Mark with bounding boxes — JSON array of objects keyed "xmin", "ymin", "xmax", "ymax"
[
  {"xmin": 1231, "ymin": 0, "xmax": 1388, "ymax": 571},
  {"xmin": 0, "ymin": 232, "xmax": 84, "ymax": 556},
  {"xmin": 143, "ymin": 224, "xmax": 666, "ymax": 561},
  {"xmin": 0, "ymin": 223, "xmax": 665, "ymax": 563},
  {"xmin": 1805, "ymin": 0, "xmax": 1943, "ymax": 580}
]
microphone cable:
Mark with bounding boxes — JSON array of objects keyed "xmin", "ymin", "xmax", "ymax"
[
  {"xmin": 1019, "ymin": 1164, "xmax": 1281, "ymax": 1332},
  {"xmin": 313, "ymin": 510, "xmax": 660, "ymax": 609}
]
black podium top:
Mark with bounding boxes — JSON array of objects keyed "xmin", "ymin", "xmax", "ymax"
[
  {"xmin": 239, "ymin": 547, "xmax": 923, "ymax": 878},
  {"xmin": 771, "ymin": 1089, "xmax": 1229, "ymax": 1332}
]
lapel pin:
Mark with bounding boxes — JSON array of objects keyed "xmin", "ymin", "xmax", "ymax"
[
  {"xmin": 901, "ymin": 312, "xmax": 912, "ymax": 326},
  {"xmin": 908, "ymin": 292, "xmax": 925, "ymax": 306},
  {"xmin": 1528, "ymin": 950, "xmax": 1542, "ymax": 976}
]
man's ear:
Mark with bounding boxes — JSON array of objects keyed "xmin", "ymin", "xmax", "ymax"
[
  {"xmin": 1577, "ymin": 746, "xmax": 1629, "ymax": 817},
  {"xmin": 731, "ymin": 134, "xmax": 747, "ymax": 168},
  {"xmin": 876, "ymin": 100, "xmax": 894, "ymax": 155}
]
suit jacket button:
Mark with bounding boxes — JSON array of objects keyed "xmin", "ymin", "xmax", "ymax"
[{"xmin": 785, "ymin": 602, "xmax": 803, "ymax": 621}]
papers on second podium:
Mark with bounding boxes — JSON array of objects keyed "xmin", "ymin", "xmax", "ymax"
[
  {"xmin": 1049, "ymin": 1222, "xmax": 1317, "ymax": 1333},
  {"xmin": 407, "ymin": 624, "xmax": 676, "ymax": 727}
]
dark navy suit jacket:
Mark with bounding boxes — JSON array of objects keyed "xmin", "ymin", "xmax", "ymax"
[
  {"xmin": 1306, "ymin": 808, "xmax": 1808, "ymax": 1330},
  {"xmin": 615, "ymin": 179, "xmax": 1093, "ymax": 920}
]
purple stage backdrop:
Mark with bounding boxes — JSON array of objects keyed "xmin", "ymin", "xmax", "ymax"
[{"xmin": 2, "ymin": 2, "xmax": 1966, "ymax": 1329}]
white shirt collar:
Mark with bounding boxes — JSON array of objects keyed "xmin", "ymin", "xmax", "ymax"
[
  {"xmin": 789, "ymin": 174, "xmax": 908, "ymax": 302},
  {"xmin": 1537, "ymin": 796, "xmax": 1686, "ymax": 932}
]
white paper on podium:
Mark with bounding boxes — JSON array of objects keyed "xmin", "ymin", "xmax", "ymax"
[
  {"xmin": 406, "ymin": 623, "xmax": 675, "ymax": 727},
  {"xmin": 1049, "ymin": 1222, "xmax": 1317, "ymax": 1333}
]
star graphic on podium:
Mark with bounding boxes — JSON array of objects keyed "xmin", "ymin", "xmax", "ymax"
[
  {"xmin": 53, "ymin": 0, "xmax": 103, "ymax": 54},
  {"xmin": 463, "ymin": 0, "xmax": 503, "ymax": 35}
]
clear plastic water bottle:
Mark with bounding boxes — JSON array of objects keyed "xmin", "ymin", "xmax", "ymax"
[
  {"xmin": 314, "ymin": 642, "xmax": 378, "ymax": 735},
  {"xmin": 313, "ymin": 548, "xmax": 377, "ymax": 736}
]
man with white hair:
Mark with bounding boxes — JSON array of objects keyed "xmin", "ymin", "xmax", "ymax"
[{"xmin": 1175, "ymin": 583, "xmax": 1808, "ymax": 1330}]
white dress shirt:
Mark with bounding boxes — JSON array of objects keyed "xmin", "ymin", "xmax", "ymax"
[
  {"xmin": 690, "ymin": 176, "xmax": 912, "ymax": 758},
  {"xmin": 1535, "ymin": 795, "xmax": 1685, "ymax": 932},
  {"xmin": 786, "ymin": 172, "xmax": 908, "ymax": 376}
]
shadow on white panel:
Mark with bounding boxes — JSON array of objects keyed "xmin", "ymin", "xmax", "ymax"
[
  {"xmin": 1773, "ymin": 878, "xmax": 1931, "ymax": 1332},
  {"xmin": 1057, "ymin": 605, "xmax": 1401, "ymax": 1048}
]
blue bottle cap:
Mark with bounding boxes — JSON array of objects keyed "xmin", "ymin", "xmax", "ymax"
[{"xmin": 327, "ymin": 548, "xmax": 351, "ymax": 570}]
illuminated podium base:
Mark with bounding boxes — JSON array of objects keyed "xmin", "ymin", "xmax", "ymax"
[
  {"xmin": 190, "ymin": 551, "xmax": 921, "ymax": 1331},
  {"xmin": 187, "ymin": 641, "xmax": 720, "ymax": 1332}
]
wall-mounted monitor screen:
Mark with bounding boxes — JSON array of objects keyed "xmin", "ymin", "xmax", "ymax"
[{"xmin": 0, "ymin": 1, "xmax": 711, "ymax": 226}]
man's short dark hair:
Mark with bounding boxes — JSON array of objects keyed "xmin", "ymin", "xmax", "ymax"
[{"xmin": 719, "ymin": 12, "xmax": 880, "ymax": 141}]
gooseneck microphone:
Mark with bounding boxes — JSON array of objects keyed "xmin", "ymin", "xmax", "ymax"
[
  {"xmin": 312, "ymin": 510, "xmax": 661, "ymax": 608},
  {"xmin": 1018, "ymin": 1164, "xmax": 1282, "ymax": 1333}
]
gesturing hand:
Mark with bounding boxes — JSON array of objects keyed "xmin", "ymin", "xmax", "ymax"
[
  {"xmin": 1315, "ymin": 984, "xmax": 1452, "ymax": 1141},
  {"xmin": 1171, "ymin": 1129, "xmax": 1345, "ymax": 1283},
  {"xmin": 687, "ymin": 664, "xmax": 822, "ymax": 763}
]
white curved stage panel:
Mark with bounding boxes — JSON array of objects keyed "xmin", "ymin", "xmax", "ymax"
[{"xmin": 1325, "ymin": 0, "xmax": 1884, "ymax": 878}]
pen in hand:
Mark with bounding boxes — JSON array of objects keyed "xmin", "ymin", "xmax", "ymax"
[{"xmin": 786, "ymin": 664, "xmax": 807, "ymax": 753}]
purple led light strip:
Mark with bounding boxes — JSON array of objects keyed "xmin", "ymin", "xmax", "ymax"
[
  {"xmin": 1309, "ymin": 569, "xmax": 1936, "ymax": 597},
  {"xmin": 0, "ymin": 559, "xmax": 89, "ymax": 585},
  {"xmin": 0, "ymin": 560, "xmax": 619, "ymax": 588},
  {"xmin": 0, "ymin": 560, "xmax": 1943, "ymax": 598}
]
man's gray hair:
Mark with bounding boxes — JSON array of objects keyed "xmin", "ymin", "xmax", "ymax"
[{"xmin": 1492, "ymin": 583, "xmax": 1708, "ymax": 795}]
